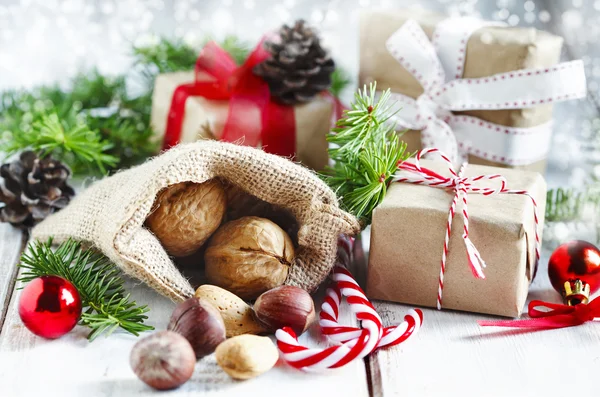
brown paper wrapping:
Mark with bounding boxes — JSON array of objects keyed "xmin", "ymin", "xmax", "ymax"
[
  {"xmin": 366, "ymin": 160, "xmax": 547, "ymax": 317},
  {"xmin": 151, "ymin": 71, "xmax": 332, "ymax": 171},
  {"xmin": 359, "ymin": 9, "xmax": 564, "ymax": 172}
]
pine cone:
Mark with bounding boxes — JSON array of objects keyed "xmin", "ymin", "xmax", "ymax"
[
  {"xmin": 254, "ymin": 19, "xmax": 335, "ymax": 105},
  {"xmin": 0, "ymin": 151, "xmax": 75, "ymax": 229}
]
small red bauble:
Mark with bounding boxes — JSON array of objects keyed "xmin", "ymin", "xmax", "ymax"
[
  {"xmin": 548, "ymin": 240, "xmax": 600, "ymax": 305},
  {"xmin": 18, "ymin": 276, "xmax": 82, "ymax": 339}
]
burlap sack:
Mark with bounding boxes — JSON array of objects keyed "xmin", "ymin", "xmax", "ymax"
[{"xmin": 31, "ymin": 141, "xmax": 360, "ymax": 302}]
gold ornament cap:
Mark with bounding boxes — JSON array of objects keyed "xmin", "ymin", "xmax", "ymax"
[{"xmin": 563, "ymin": 280, "xmax": 590, "ymax": 306}]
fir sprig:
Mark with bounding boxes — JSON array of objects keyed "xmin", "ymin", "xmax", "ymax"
[
  {"xmin": 132, "ymin": 37, "xmax": 200, "ymax": 77},
  {"xmin": 546, "ymin": 186, "xmax": 600, "ymax": 222},
  {"xmin": 323, "ymin": 83, "xmax": 411, "ymax": 223},
  {"xmin": 0, "ymin": 70, "xmax": 157, "ymax": 174},
  {"xmin": 18, "ymin": 239, "xmax": 154, "ymax": 341},
  {"xmin": 87, "ymin": 108, "xmax": 157, "ymax": 169},
  {"xmin": 329, "ymin": 68, "xmax": 352, "ymax": 98},
  {"xmin": 0, "ymin": 113, "xmax": 118, "ymax": 174},
  {"xmin": 218, "ymin": 35, "xmax": 251, "ymax": 66},
  {"xmin": 132, "ymin": 35, "xmax": 251, "ymax": 81}
]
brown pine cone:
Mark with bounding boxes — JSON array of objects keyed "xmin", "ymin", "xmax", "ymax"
[
  {"xmin": 0, "ymin": 151, "xmax": 75, "ymax": 229},
  {"xmin": 254, "ymin": 19, "xmax": 335, "ymax": 105}
]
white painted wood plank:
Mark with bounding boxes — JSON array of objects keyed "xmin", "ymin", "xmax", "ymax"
[
  {"xmin": 0, "ymin": 271, "xmax": 368, "ymax": 397},
  {"xmin": 0, "ymin": 224, "xmax": 25, "ymax": 330},
  {"xmin": 367, "ymin": 244, "xmax": 600, "ymax": 397}
]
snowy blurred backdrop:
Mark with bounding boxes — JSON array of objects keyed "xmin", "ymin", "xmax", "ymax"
[{"xmin": 0, "ymin": 0, "xmax": 599, "ymax": 188}]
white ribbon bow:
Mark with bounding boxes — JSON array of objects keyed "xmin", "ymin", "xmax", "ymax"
[{"xmin": 385, "ymin": 18, "xmax": 587, "ymax": 166}]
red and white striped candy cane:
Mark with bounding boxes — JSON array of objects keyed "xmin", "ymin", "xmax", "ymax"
[
  {"xmin": 393, "ymin": 148, "xmax": 541, "ymax": 310},
  {"xmin": 276, "ymin": 237, "xmax": 423, "ymax": 371}
]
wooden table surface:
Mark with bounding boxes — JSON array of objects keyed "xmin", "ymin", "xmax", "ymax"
[{"xmin": 0, "ymin": 222, "xmax": 598, "ymax": 397}]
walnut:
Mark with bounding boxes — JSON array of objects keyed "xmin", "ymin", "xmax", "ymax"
[
  {"xmin": 204, "ymin": 216, "xmax": 294, "ymax": 300},
  {"xmin": 146, "ymin": 180, "xmax": 226, "ymax": 257}
]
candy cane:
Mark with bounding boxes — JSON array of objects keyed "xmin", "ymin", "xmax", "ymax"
[{"xmin": 276, "ymin": 264, "xmax": 423, "ymax": 371}]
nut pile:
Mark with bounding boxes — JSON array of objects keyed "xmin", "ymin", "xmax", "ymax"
[
  {"xmin": 132, "ymin": 180, "xmax": 317, "ymax": 390},
  {"xmin": 131, "ymin": 284, "xmax": 315, "ymax": 389},
  {"xmin": 146, "ymin": 180, "xmax": 295, "ymax": 299}
]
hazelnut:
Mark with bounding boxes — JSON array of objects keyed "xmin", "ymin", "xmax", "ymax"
[
  {"xmin": 254, "ymin": 286, "xmax": 315, "ymax": 335},
  {"xmin": 146, "ymin": 179, "xmax": 226, "ymax": 257},
  {"xmin": 167, "ymin": 297, "xmax": 226, "ymax": 360},
  {"xmin": 215, "ymin": 334, "xmax": 279, "ymax": 380},
  {"xmin": 195, "ymin": 284, "xmax": 268, "ymax": 337},
  {"xmin": 204, "ymin": 216, "xmax": 294, "ymax": 300},
  {"xmin": 130, "ymin": 330, "xmax": 195, "ymax": 390}
]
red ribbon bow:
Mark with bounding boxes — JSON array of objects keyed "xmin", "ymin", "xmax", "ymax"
[
  {"xmin": 162, "ymin": 40, "xmax": 296, "ymax": 156},
  {"xmin": 478, "ymin": 298, "xmax": 600, "ymax": 329}
]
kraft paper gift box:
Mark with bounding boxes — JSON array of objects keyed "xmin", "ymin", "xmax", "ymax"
[
  {"xmin": 359, "ymin": 9, "xmax": 586, "ymax": 173},
  {"xmin": 151, "ymin": 71, "xmax": 333, "ymax": 171},
  {"xmin": 366, "ymin": 160, "xmax": 547, "ymax": 317}
]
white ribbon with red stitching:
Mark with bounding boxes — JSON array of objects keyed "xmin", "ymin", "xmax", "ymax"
[
  {"xmin": 384, "ymin": 18, "xmax": 587, "ymax": 166},
  {"xmin": 394, "ymin": 148, "xmax": 541, "ymax": 309}
]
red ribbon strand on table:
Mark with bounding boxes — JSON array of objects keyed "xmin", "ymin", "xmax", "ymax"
[
  {"xmin": 479, "ymin": 298, "xmax": 600, "ymax": 329},
  {"xmin": 162, "ymin": 40, "xmax": 296, "ymax": 157}
]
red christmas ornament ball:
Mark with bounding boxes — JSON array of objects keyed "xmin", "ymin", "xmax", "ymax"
[
  {"xmin": 18, "ymin": 276, "xmax": 82, "ymax": 339},
  {"xmin": 548, "ymin": 240, "xmax": 600, "ymax": 295}
]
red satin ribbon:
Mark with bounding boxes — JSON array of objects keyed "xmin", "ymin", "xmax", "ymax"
[
  {"xmin": 478, "ymin": 298, "xmax": 600, "ymax": 329},
  {"xmin": 162, "ymin": 40, "xmax": 296, "ymax": 157}
]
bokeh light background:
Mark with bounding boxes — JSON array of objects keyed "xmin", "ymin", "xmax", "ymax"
[{"xmin": 0, "ymin": 0, "xmax": 599, "ymax": 240}]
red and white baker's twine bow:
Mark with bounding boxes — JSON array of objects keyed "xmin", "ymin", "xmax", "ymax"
[
  {"xmin": 275, "ymin": 237, "xmax": 423, "ymax": 371},
  {"xmin": 394, "ymin": 148, "xmax": 541, "ymax": 310}
]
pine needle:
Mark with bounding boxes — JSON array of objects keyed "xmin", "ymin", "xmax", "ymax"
[
  {"xmin": 218, "ymin": 35, "xmax": 251, "ymax": 66},
  {"xmin": 132, "ymin": 37, "xmax": 200, "ymax": 76},
  {"xmin": 0, "ymin": 70, "xmax": 156, "ymax": 174},
  {"xmin": 546, "ymin": 186, "xmax": 600, "ymax": 222},
  {"xmin": 323, "ymin": 83, "xmax": 412, "ymax": 224},
  {"xmin": 18, "ymin": 239, "xmax": 154, "ymax": 341},
  {"xmin": 0, "ymin": 113, "xmax": 118, "ymax": 174},
  {"xmin": 329, "ymin": 68, "xmax": 352, "ymax": 98}
]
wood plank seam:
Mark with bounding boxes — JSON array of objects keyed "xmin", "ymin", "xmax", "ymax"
[
  {"xmin": 0, "ymin": 231, "xmax": 26, "ymax": 336},
  {"xmin": 365, "ymin": 354, "xmax": 383, "ymax": 397}
]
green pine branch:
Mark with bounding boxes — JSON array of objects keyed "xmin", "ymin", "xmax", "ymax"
[
  {"xmin": 86, "ymin": 108, "xmax": 158, "ymax": 169},
  {"xmin": 329, "ymin": 68, "xmax": 352, "ymax": 98},
  {"xmin": 0, "ymin": 70, "xmax": 157, "ymax": 174},
  {"xmin": 132, "ymin": 37, "xmax": 200, "ymax": 77},
  {"xmin": 0, "ymin": 113, "xmax": 118, "ymax": 174},
  {"xmin": 323, "ymin": 83, "xmax": 412, "ymax": 224},
  {"xmin": 132, "ymin": 35, "xmax": 251, "ymax": 82},
  {"xmin": 218, "ymin": 35, "xmax": 251, "ymax": 66},
  {"xmin": 18, "ymin": 239, "xmax": 154, "ymax": 341},
  {"xmin": 546, "ymin": 186, "xmax": 600, "ymax": 222}
]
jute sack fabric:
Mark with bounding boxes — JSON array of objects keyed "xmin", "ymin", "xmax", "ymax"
[{"xmin": 32, "ymin": 140, "xmax": 360, "ymax": 301}]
